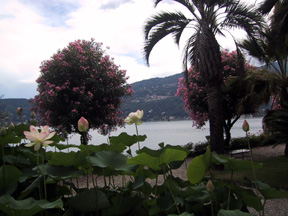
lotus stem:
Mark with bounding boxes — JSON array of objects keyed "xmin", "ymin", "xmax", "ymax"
[
  {"xmin": 135, "ymin": 123, "xmax": 140, "ymax": 150},
  {"xmin": 36, "ymin": 151, "xmax": 43, "ymax": 200},
  {"xmin": 41, "ymin": 151, "xmax": 47, "ymax": 200},
  {"xmin": 1, "ymin": 143, "xmax": 6, "ymax": 193},
  {"xmin": 246, "ymin": 132, "xmax": 262, "ymax": 216},
  {"xmin": 227, "ymin": 170, "xmax": 234, "ymax": 210}
]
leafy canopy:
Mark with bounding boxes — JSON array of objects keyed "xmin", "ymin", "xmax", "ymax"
[
  {"xmin": 176, "ymin": 50, "xmax": 257, "ymax": 128},
  {"xmin": 32, "ymin": 39, "xmax": 133, "ymax": 134}
]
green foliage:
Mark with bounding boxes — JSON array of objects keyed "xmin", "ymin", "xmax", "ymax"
[
  {"xmin": 0, "ymin": 195, "xmax": 63, "ymax": 216},
  {"xmin": 215, "ymin": 156, "xmax": 288, "ymax": 190},
  {"xmin": 1, "ymin": 121, "xmax": 287, "ymax": 216},
  {"xmin": 187, "ymin": 146, "xmax": 211, "ymax": 184},
  {"xmin": 32, "ymin": 39, "xmax": 133, "ymax": 135}
]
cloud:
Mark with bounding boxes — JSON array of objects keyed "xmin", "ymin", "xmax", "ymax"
[
  {"xmin": 100, "ymin": 0, "xmax": 134, "ymax": 10},
  {"xmin": 19, "ymin": 0, "xmax": 80, "ymax": 27},
  {"xmin": 0, "ymin": 0, "xmax": 255, "ymax": 99}
]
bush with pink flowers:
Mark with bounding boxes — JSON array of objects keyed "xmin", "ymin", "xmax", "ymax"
[
  {"xmin": 31, "ymin": 39, "xmax": 133, "ymax": 136},
  {"xmin": 176, "ymin": 50, "xmax": 257, "ymax": 145}
]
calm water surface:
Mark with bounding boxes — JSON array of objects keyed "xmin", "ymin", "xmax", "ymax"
[{"xmin": 65, "ymin": 117, "xmax": 263, "ymax": 154}]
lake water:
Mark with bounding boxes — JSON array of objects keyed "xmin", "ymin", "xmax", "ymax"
[{"xmin": 65, "ymin": 117, "xmax": 263, "ymax": 154}]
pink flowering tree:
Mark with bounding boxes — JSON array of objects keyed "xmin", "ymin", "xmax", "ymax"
[
  {"xmin": 177, "ymin": 50, "xmax": 257, "ymax": 147},
  {"xmin": 32, "ymin": 39, "xmax": 133, "ymax": 144}
]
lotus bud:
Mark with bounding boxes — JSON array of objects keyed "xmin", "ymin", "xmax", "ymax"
[
  {"xmin": 78, "ymin": 117, "xmax": 89, "ymax": 132},
  {"xmin": 9, "ymin": 122, "xmax": 15, "ymax": 130},
  {"xmin": 242, "ymin": 120, "xmax": 250, "ymax": 132},
  {"xmin": 206, "ymin": 180, "xmax": 214, "ymax": 192},
  {"xmin": 17, "ymin": 107, "xmax": 23, "ymax": 116},
  {"xmin": 30, "ymin": 112, "xmax": 36, "ymax": 119},
  {"xmin": 0, "ymin": 127, "xmax": 6, "ymax": 136}
]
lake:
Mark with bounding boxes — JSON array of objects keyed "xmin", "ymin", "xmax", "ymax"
[{"xmin": 65, "ymin": 117, "xmax": 263, "ymax": 154}]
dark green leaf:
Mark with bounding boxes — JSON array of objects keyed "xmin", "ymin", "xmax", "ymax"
[
  {"xmin": 168, "ymin": 212, "xmax": 195, "ymax": 216},
  {"xmin": 103, "ymin": 194, "xmax": 144, "ymax": 215},
  {"xmin": 78, "ymin": 143, "xmax": 126, "ymax": 153},
  {"xmin": 47, "ymin": 151, "xmax": 87, "ymax": 168},
  {"xmin": 43, "ymin": 165, "xmax": 84, "ymax": 180},
  {"xmin": 14, "ymin": 124, "xmax": 30, "ymax": 138},
  {"xmin": 0, "ymin": 128, "xmax": 22, "ymax": 145},
  {"xmin": 230, "ymin": 186, "xmax": 263, "ymax": 211},
  {"xmin": 128, "ymin": 148, "xmax": 187, "ymax": 171},
  {"xmin": 18, "ymin": 176, "xmax": 43, "ymax": 200},
  {"xmin": 158, "ymin": 195, "xmax": 174, "ymax": 211},
  {"xmin": 0, "ymin": 165, "xmax": 22, "ymax": 195},
  {"xmin": 0, "ymin": 195, "xmax": 63, "ymax": 216},
  {"xmin": 67, "ymin": 188, "xmax": 110, "ymax": 212},
  {"xmin": 109, "ymin": 132, "xmax": 147, "ymax": 147},
  {"xmin": 50, "ymin": 143, "xmax": 78, "ymax": 150},
  {"xmin": 217, "ymin": 209, "xmax": 254, "ymax": 216},
  {"xmin": 256, "ymin": 180, "xmax": 288, "ymax": 199},
  {"xmin": 187, "ymin": 155, "xmax": 209, "ymax": 184},
  {"xmin": 88, "ymin": 151, "xmax": 137, "ymax": 174}
]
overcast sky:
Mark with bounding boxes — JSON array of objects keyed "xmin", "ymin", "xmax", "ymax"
[{"xmin": 0, "ymin": 0, "xmax": 261, "ymax": 99}]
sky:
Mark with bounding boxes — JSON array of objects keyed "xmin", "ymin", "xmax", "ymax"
[{"xmin": 0, "ymin": 0, "xmax": 262, "ymax": 99}]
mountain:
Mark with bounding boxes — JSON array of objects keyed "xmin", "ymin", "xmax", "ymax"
[
  {"xmin": 0, "ymin": 73, "xmax": 188, "ymax": 123},
  {"xmin": 121, "ymin": 73, "xmax": 188, "ymax": 121},
  {"xmin": 0, "ymin": 98, "xmax": 32, "ymax": 124}
]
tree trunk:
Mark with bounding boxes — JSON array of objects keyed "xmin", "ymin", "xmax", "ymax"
[
  {"xmin": 223, "ymin": 116, "xmax": 241, "ymax": 149},
  {"xmin": 224, "ymin": 119, "xmax": 231, "ymax": 149},
  {"xmin": 285, "ymin": 142, "xmax": 288, "ymax": 157},
  {"xmin": 207, "ymin": 85, "xmax": 224, "ymax": 154},
  {"xmin": 224, "ymin": 127, "xmax": 231, "ymax": 148}
]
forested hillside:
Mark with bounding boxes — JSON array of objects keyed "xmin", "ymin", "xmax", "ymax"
[
  {"xmin": 121, "ymin": 73, "xmax": 188, "ymax": 121},
  {"xmin": 0, "ymin": 98, "xmax": 32, "ymax": 124},
  {"xmin": 0, "ymin": 73, "xmax": 188, "ymax": 123}
]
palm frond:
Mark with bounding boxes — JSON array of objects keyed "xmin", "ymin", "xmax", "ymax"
[
  {"xmin": 182, "ymin": 27, "xmax": 202, "ymax": 70},
  {"xmin": 263, "ymin": 102, "xmax": 288, "ymax": 144},
  {"xmin": 258, "ymin": 0, "xmax": 279, "ymax": 14},
  {"xmin": 237, "ymin": 69, "xmax": 281, "ymax": 114},
  {"xmin": 221, "ymin": 2, "xmax": 265, "ymax": 38},
  {"xmin": 143, "ymin": 12, "xmax": 191, "ymax": 65},
  {"xmin": 240, "ymin": 38, "xmax": 268, "ymax": 64}
]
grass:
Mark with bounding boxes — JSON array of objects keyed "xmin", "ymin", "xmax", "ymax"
[{"xmin": 215, "ymin": 156, "xmax": 288, "ymax": 190}]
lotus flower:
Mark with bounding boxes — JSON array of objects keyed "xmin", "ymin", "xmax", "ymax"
[
  {"xmin": 24, "ymin": 125, "xmax": 56, "ymax": 151},
  {"xmin": 78, "ymin": 117, "xmax": 89, "ymax": 132},
  {"xmin": 125, "ymin": 110, "xmax": 144, "ymax": 125},
  {"xmin": 242, "ymin": 120, "xmax": 250, "ymax": 132},
  {"xmin": 17, "ymin": 107, "xmax": 22, "ymax": 116},
  {"xmin": 0, "ymin": 126, "xmax": 6, "ymax": 136},
  {"xmin": 206, "ymin": 180, "xmax": 214, "ymax": 192}
]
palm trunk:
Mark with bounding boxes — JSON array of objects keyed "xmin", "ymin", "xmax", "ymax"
[{"xmin": 207, "ymin": 85, "xmax": 224, "ymax": 154}]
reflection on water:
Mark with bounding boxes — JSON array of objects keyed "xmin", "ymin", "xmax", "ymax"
[{"xmin": 64, "ymin": 117, "xmax": 263, "ymax": 153}]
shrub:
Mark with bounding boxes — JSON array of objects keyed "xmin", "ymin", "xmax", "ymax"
[{"xmin": 32, "ymin": 39, "xmax": 133, "ymax": 135}]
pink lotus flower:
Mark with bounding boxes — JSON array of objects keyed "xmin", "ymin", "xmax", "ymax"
[
  {"xmin": 78, "ymin": 117, "xmax": 89, "ymax": 132},
  {"xmin": 242, "ymin": 120, "xmax": 250, "ymax": 132},
  {"xmin": 24, "ymin": 125, "xmax": 56, "ymax": 151},
  {"xmin": 17, "ymin": 107, "xmax": 22, "ymax": 116},
  {"xmin": 125, "ymin": 110, "xmax": 144, "ymax": 125}
]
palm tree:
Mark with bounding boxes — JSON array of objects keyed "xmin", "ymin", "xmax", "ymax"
[
  {"xmin": 143, "ymin": 0, "xmax": 264, "ymax": 153},
  {"xmin": 263, "ymin": 102, "xmax": 288, "ymax": 156},
  {"xmin": 241, "ymin": 1, "xmax": 288, "ymax": 156},
  {"xmin": 258, "ymin": 0, "xmax": 288, "ymax": 43}
]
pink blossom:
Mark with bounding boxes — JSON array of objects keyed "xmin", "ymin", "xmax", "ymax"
[{"xmin": 24, "ymin": 125, "xmax": 56, "ymax": 151}]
